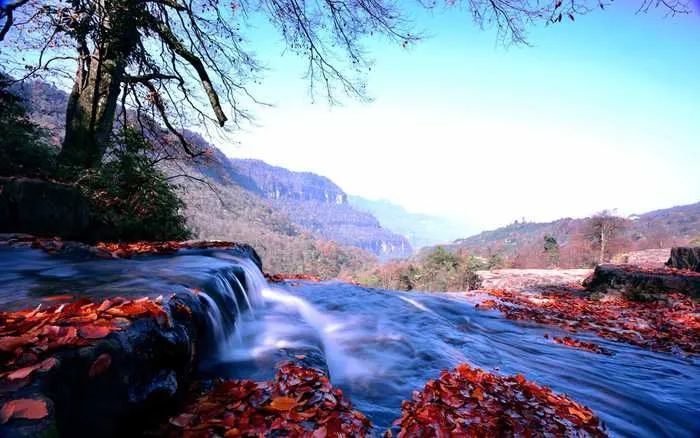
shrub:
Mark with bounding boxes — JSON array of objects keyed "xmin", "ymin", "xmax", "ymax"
[{"xmin": 78, "ymin": 129, "xmax": 191, "ymax": 241}]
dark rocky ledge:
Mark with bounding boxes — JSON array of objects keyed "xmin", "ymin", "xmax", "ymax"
[
  {"xmin": 666, "ymin": 247, "xmax": 700, "ymax": 273},
  {"xmin": 583, "ymin": 264, "xmax": 700, "ymax": 299},
  {"xmin": 1, "ymin": 292, "xmax": 209, "ymax": 438}
]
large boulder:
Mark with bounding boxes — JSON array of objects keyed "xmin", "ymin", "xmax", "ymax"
[
  {"xmin": 666, "ymin": 247, "xmax": 700, "ymax": 272},
  {"xmin": 583, "ymin": 264, "xmax": 700, "ymax": 299},
  {"xmin": 0, "ymin": 177, "xmax": 90, "ymax": 238},
  {"xmin": 0, "ymin": 293, "xmax": 207, "ymax": 438}
]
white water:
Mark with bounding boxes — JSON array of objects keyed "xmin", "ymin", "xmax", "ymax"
[{"xmin": 202, "ymin": 257, "xmax": 367, "ymax": 382}]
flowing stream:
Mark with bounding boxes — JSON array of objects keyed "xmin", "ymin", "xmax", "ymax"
[{"xmin": 1, "ymin": 246, "xmax": 698, "ymax": 437}]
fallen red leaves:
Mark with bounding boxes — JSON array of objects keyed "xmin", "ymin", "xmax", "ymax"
[
  {"xmin": 1, "ymin": 235, "xmax": 245, "ymax": 259},
  {"xmin": 0, "ymin": 398, "xmax": 49, "ymax": 424},
  {"xmin": 163, "ymin": 362, "xmax": 372, "ymax": 437},
  {"xmin": 392, "ymin": 363, "xmax": 607, "ymax": 437},
  {"xmin": 476, "ymin": 289, "xmax": 699, "ymax": 354},
  {"xmin": 265, "ymin": 273, "xmax": 322, "ymax": 283},
  {"xmin": 95, "ymin": 240, "xmax": 243, "ymax": 259},
  {"xmin": 544, "ymin": 334, "xmax": 612, "ymax": 356},
  {"xmin": 0, "ymin": 297, "xmax": 168, "ymax": 394}
]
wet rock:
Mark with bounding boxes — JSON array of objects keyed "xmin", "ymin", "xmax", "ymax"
[
  {"xmin": 666, "ymin": 247, "xmax": 700, "ymax": 272},
  {"xmin": 583, "ymin": 264, "xmax": 700, "ymax": 299},
  {"xmin": 1, "ymin": 293, "xmax": 208, "ymax": 438},
  {"xmin": 0, "ymin": 177, "xmax": 90, "ymax": 239}
]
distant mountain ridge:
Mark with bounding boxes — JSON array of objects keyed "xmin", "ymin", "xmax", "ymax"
[
  {"xmin": 229, "ymin": 160, "xmax": 412, "ymax": 259},
  {"xmin": 347, "ymin": 196, "xmax": 470, "ymax": 250},
  {"xmin": 433, "ymin": 202, "xmax": 700, "ymax": 267}
]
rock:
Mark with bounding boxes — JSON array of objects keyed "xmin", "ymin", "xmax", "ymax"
[
  {"xmin": 0, "ymin": 177, "xmax": 89, "ymax": 238},
  {"xmin": 0, "ymin": 293, "xmax": 207, "ymax": 438},
  {"xmin": 666, "ymin": 247, "xmax": 700, "ymax": 272},
  {"xmin": 583, "ymin": 264, "xmax": 700, "ymax": 299}
]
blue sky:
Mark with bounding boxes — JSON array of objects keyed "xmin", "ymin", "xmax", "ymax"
[{"xmin": 217, "ymin": 3, "xmax": 700, "ymax": 234}]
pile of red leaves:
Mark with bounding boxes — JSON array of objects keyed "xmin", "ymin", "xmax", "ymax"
[
  {"xmin": 544, "ymin": 334, "xmax": 612, "ymax": 356},
  {"xmin": 392, "ymin": 363, "xmax": 607, "ymax": 437},
  {"xmin": 476, "ymin": 289, "xmax": 699, "ymax": 354},
  {"xmin": 163, "ymin": 363, "xmax": 371, "ymax": 437},
  {"xmin": 0, "ymin": 297, "xmax": 168, "ymax": 395},
  {"xmin": 96, "ymin": 240, "xmax": 244, "ymax": 258},
  {"xmin": 265, "ymin": 273, "xmax": 322, "ymax": 283},
  {"xmin": 1, "ymin": 235, "xmax": 246, "ymax": 259}
]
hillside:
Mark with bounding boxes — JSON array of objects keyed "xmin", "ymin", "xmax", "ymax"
[
  {"xmin": 10, "ymin": 79, "xmax": 385, "ymax": 275},
  {"xmin": 434, "ymin": 203, "xmax": 700, "ymax": 268},
  {"xmin": 229, "ymin": 160, "xmax": 412, "ymax": 259},
  {"xmin": 347, "ymin": 196, "xmax": 470, "ymax": 250}
]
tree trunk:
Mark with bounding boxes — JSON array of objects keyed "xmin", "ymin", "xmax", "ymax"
[
  {"xmin": 59, "ymin": 5, "xmax": 138, "ymax": 168},
  {"xmin": 599, "ymin": 228, "xmax": 606, "ymax": 264}
]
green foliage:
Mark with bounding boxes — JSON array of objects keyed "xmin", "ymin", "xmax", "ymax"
[
  {"xmin": 79, "ymin": 129, "xmax": 190, "ymax": 241},
  {"xmin": 486, "ymin": 253, "xmax": 505, "ymax": 270},
  {"xmin": 0, "ymin": 80, "xmax": 56, "ymax": 178},
  {"xmin": 354, "ymin": 246, "xmax": 483, "ymax": 292},
  {"xmin": 543, "ymin": 234, "xmax": 560, "ymax": 267}
]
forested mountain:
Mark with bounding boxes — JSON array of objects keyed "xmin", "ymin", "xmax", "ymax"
[
  {"xmin": 11, "ymin": 79, "xmax": 407, "ymax": 271},
  {"xmin": 431, "ymin": 203, "xmax": 700, "ymax": 268},
  {"xmin": 230, "ymin": 160, "xmax": 412, "ymax": 259}
]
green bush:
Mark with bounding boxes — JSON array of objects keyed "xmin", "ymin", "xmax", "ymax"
[
  {"xmin": 354, "ymin": 247, "xmax": 482, "ymax": 292},
  {"xmin": 0, "ymin": 80, "xmax": 56, "ymax": 178},
  {"xmin": 78, "ymin": 129, "xmax": 191, "ymax": 241}
]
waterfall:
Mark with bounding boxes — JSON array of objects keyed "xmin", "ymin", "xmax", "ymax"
[{"xmin": 195, "ymin": 255, "xmax": 364, "ymax": 382}]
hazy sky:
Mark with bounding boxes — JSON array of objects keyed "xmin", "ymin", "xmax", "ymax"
[{"xmin": 216, "ymin": 3, "xmax": 700, "ymax": 234}]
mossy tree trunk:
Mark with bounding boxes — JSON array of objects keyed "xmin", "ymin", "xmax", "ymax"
[{"xmin": 59, "ymin": 0, "xmax": 139, "ymax": 168}]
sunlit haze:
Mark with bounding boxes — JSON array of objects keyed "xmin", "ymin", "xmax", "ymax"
[{"xmin": 214, "ymin": 3, "xmax": 700, "ymax": 235}]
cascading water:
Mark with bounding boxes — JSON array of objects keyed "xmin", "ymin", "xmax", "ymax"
[
  {"xmin": 198, "ymin": 256, "xmax": 365, "ymax": 382},
  {"xmin": 1, "ymin": 245, "xmax": 698, "ymax": 437}
]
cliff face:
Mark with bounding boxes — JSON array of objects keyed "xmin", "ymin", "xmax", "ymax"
[
  {"xmin": 231, "ymin": 159, "xmax": 347, "ymax": 205},
  {"xmin": 229, "ymin": 159, "xmax": 413, "ymax": 260}
]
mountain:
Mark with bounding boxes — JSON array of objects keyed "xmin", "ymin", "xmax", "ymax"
[
  {"xmin": 11, "ymin": 79, "xmax": 409, "ymax": 270},
  {"xmin": 228, "ymin": 160, "xmax": 412, "ymax": 260},
  {"xmin": 347, "ymin": 196, "xmax": 470, "ymax": 250},
  {"xmin": 433, "ymin": 203, "xmax": 700, "ymax": 268}
]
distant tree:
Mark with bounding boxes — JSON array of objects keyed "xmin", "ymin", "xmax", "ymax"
[
  {"xmin": 1, "ymin": 0, "xmax": 693, "ymax": 169},
  {"xmin": 585, "ymin": 210, "xmax": 627, "ymax": 264},
  {"xmin": 543, "ymin": 234, "xmax": 560, "ymax": 267},
  {"xmin": 689, "ymin": 236, "xmax": 700, "ymax": 247}
]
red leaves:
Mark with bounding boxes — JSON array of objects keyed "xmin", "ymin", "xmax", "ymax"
[
  {"xmin": 163, "ymin": 363, "xmax": 372, "ymax": 437},
  {"xmin": 88, "ymin": 353, "xmax": 112, "ymax": 378},
  {"xmin": 95, "ymin": 240, "xmax": 243, "ymax": 259},
  {"xmin": 0, "ymin": 398, "xmax": 49, "ymax": 424},
  {"xmin": 268, "ymin": 396, "xmax": 299, "ymax": 411},
  {"xmin": 5, "ymin": 357, "xmax": 57, "ymax": 380},
  {"xmin": 265, "ymin": 273, "xmax": 322, "ymax": 283},
  {"xmin": 78, "ymin": 325, "xmax": 115, "ymax": 340},
  {"xmin": 96, "ymin": 241, "xmax": 181, "ymax": 258},
  {"xmin": 545, "ymin": 334, "xmax": 613, "ymax": 355},
  {"xmin": 393, "ymin": 363, "xmax": 607, "ymax": 437},
  {"xmin": 1, "ymin": 297, "xmax": 167, "ymax": 389},
  {"xmin": 475, "ymin": 289, "xmax": 699, "ymax": 355}
]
